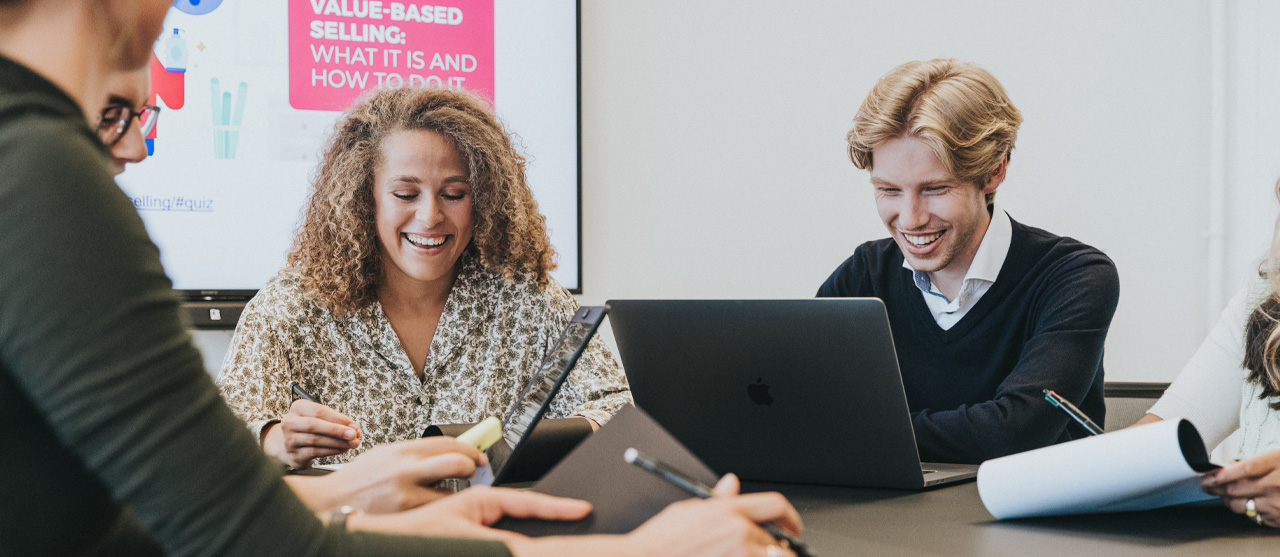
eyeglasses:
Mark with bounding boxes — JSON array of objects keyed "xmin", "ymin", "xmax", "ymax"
[{"xmin": 96, "ymin": 102, "xmax": 161, "ymax": 147}]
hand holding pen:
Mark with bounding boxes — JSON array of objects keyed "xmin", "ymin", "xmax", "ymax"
[
  {"xmin": 626, "ymin": 448, "xmax": 814, "ymax": 557},
  {"xmin": 262, "ymin": 381, "xmax": 362, "ymax": 469}
]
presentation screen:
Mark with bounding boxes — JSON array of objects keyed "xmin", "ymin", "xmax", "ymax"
[{"xmin": 117, "ymin": 0, "xmax": 582, "ymax": 298}]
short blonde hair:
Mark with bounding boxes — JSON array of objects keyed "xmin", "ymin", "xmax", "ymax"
[
  {"xmin": 287, "ymin": 87, "xmax": 555, "ymax": 315},
  {"xmin": 847, "ymin": 59, "xmax": 1022, "ymax": 202}
]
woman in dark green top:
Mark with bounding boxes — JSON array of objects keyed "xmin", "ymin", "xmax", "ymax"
[{"xmin": 0, "ymin": 1, "xmax": 802, "ymax": 555}]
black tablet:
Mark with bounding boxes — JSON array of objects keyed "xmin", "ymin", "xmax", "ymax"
[{"xmin": 487, "ymin": 305, "xmax": 606, "ymax": 484}]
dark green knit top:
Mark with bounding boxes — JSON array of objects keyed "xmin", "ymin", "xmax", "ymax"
[{"xmin": 0, "ymin": 55, "xmax": 510, "ymax": 557}]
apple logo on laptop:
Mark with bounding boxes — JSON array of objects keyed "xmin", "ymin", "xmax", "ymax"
[{"xmin": 747, "ymin": 377, "xmax": 773, "ymax": 406}]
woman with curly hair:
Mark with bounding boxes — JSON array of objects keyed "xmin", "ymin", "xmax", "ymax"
[
  {"xmin": 218, "ymin": 87, "xmax": 630, "ymax": 470},
  {"xmin": 1134, "ymin": 178, "xmax": 1280, "ymax": 528}
]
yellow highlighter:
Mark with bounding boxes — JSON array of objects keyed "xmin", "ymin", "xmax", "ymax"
[{"xmin": 457, "ymin": 416, "xmax": 503, "ymax": 452}]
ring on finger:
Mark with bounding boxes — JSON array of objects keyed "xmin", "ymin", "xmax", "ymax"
[{"xmin": 1246, "ymin": 498, "xmax": 1258, "ymax": 519}]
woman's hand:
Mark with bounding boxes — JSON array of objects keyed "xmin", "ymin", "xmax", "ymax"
[
  {"xmin": 571, "ymin": 415, "xmax": 600, "ymax": 432},
  {"xmin": 264, "ymin": 399, "xmax": 361, "ymax": 469},
  {"xmin": 619, "ymin": 473, "xmax": 802, "ymax": 556},
  {"xmin": 1202, "ymin": 449, "xmax": 1280, "ymax": 527},
  {"xmin": 348, "ymin": 486, "xmax": 592, "ymax": 542},
  {"xmin": 289, "ymin": 436, "xmax": 488, "ymax": 513},
  {"xmin": 505, "ymin": 474, "xmax": 803, "ymax": 557},
  {"xmin": 1128, "ymin": 413, "xmax": 1163, "ymax": 428},
  {"xmin": 346, "ymin": 473, "xmax": 804, "ymax": 556}
]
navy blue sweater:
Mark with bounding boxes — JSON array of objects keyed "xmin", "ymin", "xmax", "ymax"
[{"xmin": 818, "ymin": 218, "xmax": 1119, "ymax": 464}]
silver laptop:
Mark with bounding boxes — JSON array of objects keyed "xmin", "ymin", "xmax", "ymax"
[{"xmin": 605, "ymin": 298, "xmax": 977, "ymax": 489}]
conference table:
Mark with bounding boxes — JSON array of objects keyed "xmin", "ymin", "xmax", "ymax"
[{"xmin": 742, "ymin": 480, "xmax": 1280, "ymax": 555}]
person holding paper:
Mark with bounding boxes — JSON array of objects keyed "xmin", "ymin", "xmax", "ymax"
[
  {"xmin": 217, "ymin": 86, "xmax": 631, "ymax": 470},
  {"xmin": 0, "ymin": 0, "xmax": 804, "ymax": 554},
  {"xmin": 1135, "ymin": 179, "xmax": 1280, "ymax": 527},
  {"xmin": 818, "ymin": 59, "xmax": 1120, "ymax": 464}
]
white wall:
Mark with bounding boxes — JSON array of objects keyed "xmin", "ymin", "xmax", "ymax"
[
  {"xmin": 1225, "ymin": 0, "xmax": 1280, "ymax": 305},
  {"xmin": 196, "ymin": 0, "xmax": 1280, "ymax": 384}
]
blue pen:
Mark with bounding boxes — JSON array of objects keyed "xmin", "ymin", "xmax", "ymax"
[
  {"xmin": 624, "ymin": 448, "xmax": 814, "ymax": 557},
  {"xmin": 1044, "ymin": 389, "xmax": 1102, "ymax": 436}
]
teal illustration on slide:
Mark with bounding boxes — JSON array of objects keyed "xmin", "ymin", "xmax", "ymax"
[{"xmin": 210, "ymin": 78, "xmax": 248, "ymax": 159}]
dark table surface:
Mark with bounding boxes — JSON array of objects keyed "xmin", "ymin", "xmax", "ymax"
[{"xmin": 742, "ymin": 479, "xmax": 1280, "ymax": 556}]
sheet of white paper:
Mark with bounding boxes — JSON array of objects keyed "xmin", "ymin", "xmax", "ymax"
[
  {"xmin": 977, "ymin": 420, "xmax": 1217, "ymax": 519},
  {"xmin": 469, "ymin": 463, "xmax": 495, "ymax": 487}
]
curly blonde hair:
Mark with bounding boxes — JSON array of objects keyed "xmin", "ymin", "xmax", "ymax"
[
  {"xmin": 1243, "ymin": 177, "xmax": 1280, "ymax": 409},
  {"xmin": 287, "ymin": 87, "xmax": 556, "ymax": 315},
  {"xmin": 847, "ymin": 59, "xmax": 1022, "ymax": 204}
]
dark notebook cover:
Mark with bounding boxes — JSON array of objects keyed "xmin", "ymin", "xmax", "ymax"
[{"xmin": 495, "ymin": 404, "xmax": 719, "ymax": 536}]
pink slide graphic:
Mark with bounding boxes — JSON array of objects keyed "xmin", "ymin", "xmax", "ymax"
[
  {"xmin": 147, "ymin": 53, "xmax": 187, "ymax": 154},
  {"xmin": 288, "ymin": 0, "xmax": 495, "ymax": 111}
]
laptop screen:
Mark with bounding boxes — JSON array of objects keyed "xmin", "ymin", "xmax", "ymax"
[{"xmin": 487, "ymin": 305, "xmax": 606, "ymax": 481}]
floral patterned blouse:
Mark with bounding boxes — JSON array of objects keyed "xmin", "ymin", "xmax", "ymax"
[{"xmin": 217, "ymin": 254, "xmax": 631, "ymax": 465}]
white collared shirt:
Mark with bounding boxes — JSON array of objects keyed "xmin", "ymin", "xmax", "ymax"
[{"xmin": 901, "ymin": 203, "xmax": 1012, "ymax": 330}]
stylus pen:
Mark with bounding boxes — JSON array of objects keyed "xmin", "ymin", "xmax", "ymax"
[
  {"xmin": 624, "ymin": 448, "xmax": 814, "ymax": 557},
  {"xmin": 288, "ymin": 381, "xmax": 321, "ymax": 404},
  {"xmin": 1043, "ymin": 389, "xmax": 1102, "ymax": 436}
]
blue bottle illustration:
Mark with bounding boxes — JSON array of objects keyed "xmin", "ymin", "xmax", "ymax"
[{"xmin": 165, "ymin": 28, "xmax": 188, "ymax": 73}]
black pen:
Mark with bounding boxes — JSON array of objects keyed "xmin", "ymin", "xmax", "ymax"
[
  {"xmin": 1043, "ymin": 389, "xmax": 1102, "ymax": 436},
  {"xmin": 624, "ymin": 448, "xmax": 813, "ymax": 557},
  {"xmin": 288, "ymin": 381, "xmax": 321, "ymax": 404}
]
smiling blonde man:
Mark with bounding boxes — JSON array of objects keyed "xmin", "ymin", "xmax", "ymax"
[{"xmin": 817, "ymin": 59, "xmax": 1120, "ymax": 464}]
